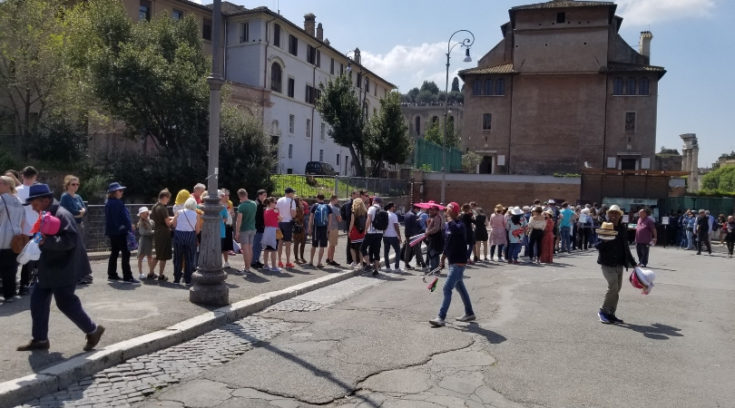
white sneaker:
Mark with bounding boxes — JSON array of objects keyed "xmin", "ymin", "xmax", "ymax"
[
  {"xmin": 429, "ymin": 317, "xmax": 446, "ymax": 327},
  {"xmin": 139, "ymin": 274, "xmax": 146, "ymax": 280},
  {"xmin": 455, "ymin": 314, "xmax": 476, "ymax": 322},
  {"xmin": 271, "ymin": 266, "xmax": 281, "ymax": 272},
  {"xmin": 223, "ymin": 262, "xmax": 230, "ymax": 268}
]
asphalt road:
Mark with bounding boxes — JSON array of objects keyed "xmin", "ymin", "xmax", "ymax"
[{"xmin": 19, "ymin": 245, "xmax": 734, "ymax": 407}]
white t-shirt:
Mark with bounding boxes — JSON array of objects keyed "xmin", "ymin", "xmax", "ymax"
[
  {"xmin": 275, "ymin": 196, "xmax": 296, "ymax": 222},
  {"xmin": 175, "ymin": 210, "xmax": 198, "ymax": 232},
  {"xmin": 15, "ymin": 184, "xmax": 39, "ymax": 236},
  {"xmin": 383, "ymin": 212, "xmax": 399, "ymax": 238},
  {"xmin": 367, "ymin": 205, "xmax": 384, "ymax": 234}
]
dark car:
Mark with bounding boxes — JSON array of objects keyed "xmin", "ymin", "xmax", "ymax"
[{"xmin": 305, "ymin": 161, "xmax": 338, "ymax": 176}]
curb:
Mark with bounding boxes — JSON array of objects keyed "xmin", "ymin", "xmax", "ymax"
[{"xmin": 0, "ymin": 267, "xmax": 365, "ymax": 407}]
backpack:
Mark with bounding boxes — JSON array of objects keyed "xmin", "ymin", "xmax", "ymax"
[
  {"xmin": 313, "ymin": 203, "xmax": 329, "ymax": 227},
  {"xmin": 355, "ymin": 214, "xmax": 367, "ymax": 233},
  {"xmin": 372, "ymin": 208, "xmax": 389, "ymax": 231}
]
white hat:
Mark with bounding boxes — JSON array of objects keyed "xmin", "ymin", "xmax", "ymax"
[
  {"xmin": 607, "ymin": 205, "xmax": 623, "ymax": 215},
  {"xmin": 137, "ymin": 206, "xmax": 150, "ymax": 215},
  {"xmin": 548, "ymin": 199, "xmax": 556, "ymax": 204},
  {"xmin": 510, "ymin": 206, "xmax": 523, "ymax": 215}
]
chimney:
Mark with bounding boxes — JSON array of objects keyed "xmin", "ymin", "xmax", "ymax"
[
  {"xmin": 316, "ymin": 23, "xmax": 323, "ymax": 41},
  {"xmin": 639, "ymin": 31, "xmax": 653, "ymax": 59},
  {"xmin": 353, "ymin": 47, "xmax": 361, "ymax": 65},
  {"xmin": 304, "ymin": 13, "xmax": 316, "ymax": 37}
]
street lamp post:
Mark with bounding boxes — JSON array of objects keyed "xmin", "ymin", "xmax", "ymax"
[
  {"xmin": 190, "ymin": 0, "xmax": 228, "ymax": 306},
  {"xmin": 440, "ymin": 29, "xmax": 474, "ymax": 205}
]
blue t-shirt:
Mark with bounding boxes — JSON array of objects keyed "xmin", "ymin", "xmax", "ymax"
[
  {"xmin": 219, "ymin": 207, "xmax": 228, "ymax": 238},
  {"xmin": 559, "ymin": 208, "xmax": 575, "ymax": 228}
]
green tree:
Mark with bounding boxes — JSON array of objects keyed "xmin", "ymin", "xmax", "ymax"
[
  {"xmin": 420, "ymin": 81, "xmax": 440, "ymax": 94},
  {"xmin": 462, "ymin": 151, "xmax": 482, "ymax": 173},
  {"xmin": 424, "ymin": 120, "xmax": 442, "ymax": 146},
  {"xmin": 451, "ymin": 77, "xmax": 460, "ymax": 92},
  {"xmin": 317, "ymin": 74, "xmax": 366, "ymax": 176},
  {"xmin": 365, "ymin": 92, "xmax": 410, "ymax": 177},
  {"xmin": 75, "ymin": 0, "xmax": 209, "ymax": 156},
  {"xmin": 218, "ymin": 104, "xmax": 275, "ymax": 195},
  {"xmin": 701, "ymin": 165, "xmax": 735, "ymax": 193}
]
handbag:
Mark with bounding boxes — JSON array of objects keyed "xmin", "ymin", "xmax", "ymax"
[
  {"xmin": 2, "ymin": 195, "xmax": 28, "ymax": 254},
  {"xmin": 126, "ymin": 230, "xmax": 138, "ymax": 251}
]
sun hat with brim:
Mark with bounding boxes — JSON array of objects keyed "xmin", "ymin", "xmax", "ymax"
[
  {"xmin": 631, "ymin": 266, "xmax": 655, "ymax": 294},
  {"xmin": 510, "ymin": 206, "xmax": 523, "ymax": 216},
  {"xmin": 23, "ymin": 183, "xmax": 54, "ymax": 205},
  {"xmin": 137, "ymin": 206, "xmax": 150, "ymax": 215},
  {"xmin": 607, "ymin": 204, "xmax": 624, "ymax": 215},
  {"xmin": 107, "ymin": 182, "xmax": 126, "ymax": 194},
  {"xmin": 596, "ymin": 221, "xmax": 618, "ymax": 240}
]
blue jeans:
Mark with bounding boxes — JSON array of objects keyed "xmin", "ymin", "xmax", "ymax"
[
  {"xmin": 253, "ymin": 232, "xmax": 263, "ymax": 264},
  {"xmin": 685, "ymin": 229, "xmax": 694, "ymax": 249},
  {"xmin": 31, "ymin": 284, "xmax": 96, "ymax": 341},
  {"xmin": 382, "ymin": 236, "xmax": 400, "ymax": 269},
  {"xmin": 560, "ymin": 226, "xmax": 571, "ymax": 252},
  {"xmin": 438, "ymin": 264, "xmax": 474, "ymax": 320},
  {"xmin": 508, "ymin": 243, "xmax": 521, "ymax": 261}
]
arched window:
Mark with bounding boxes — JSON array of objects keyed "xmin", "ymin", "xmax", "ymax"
[
  {"xmin": 415, "ymin": 116, "xmax": 421, "ymax": 135},
  {"xmin": 270, "ymin": 62, "xmax": 282, "ymax": 93}
]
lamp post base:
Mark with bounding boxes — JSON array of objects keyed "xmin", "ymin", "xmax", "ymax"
[{"xmin": 189, "ymin": 196, "xmax": 229, "ymax": 306}]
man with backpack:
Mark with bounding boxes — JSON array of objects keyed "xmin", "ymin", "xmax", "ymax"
[
  {"xmin": 362, "ymin": 196, "xmax": 387, "ymax": 275},
  {"xmin": 308, "ymin": 194, "xmax": 332, "ymax": 268}
]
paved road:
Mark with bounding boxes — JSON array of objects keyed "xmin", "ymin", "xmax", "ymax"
[
  {"xmin": 0, "ymin": 232, "xmax": 375, "ymax": 383},
  {"xmin": 17, "ymin": 246, "xmax": 735, "ymax": 407}
]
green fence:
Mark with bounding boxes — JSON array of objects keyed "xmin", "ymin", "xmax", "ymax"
[
  {"xmin": 414, "ymin": 138, "xmax": 462, "ymax": 172},
  {"xmin": 663, "ymin": 196, "xmax": 735, "ymax": 215}
]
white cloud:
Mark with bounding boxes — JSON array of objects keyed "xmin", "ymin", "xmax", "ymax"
[
  {"xmin": 615, "ymin": 0, "xmax": 716, "ymax": 26},
  {"xmin": 360, "ymin": 43, "xmax": 473, "ymax": 92}
]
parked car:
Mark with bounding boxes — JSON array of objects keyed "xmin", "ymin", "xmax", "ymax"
[{"xmin": 305, "ymin": 161, "xmax": 338, "ymax": 176}]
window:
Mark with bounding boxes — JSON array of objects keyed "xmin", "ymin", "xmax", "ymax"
[
  {"xmin": 330, "ymin": 58, "xmax": 335, "ymax": 75},
  {"xmin": 289, "ymin": 115, "xmax": 295, "ymax": 133},
  {"xmin": 625, "ymin": 112, "xmax": 636, "ymax": 132},
  {"xmin": 320, "ymin": 123, "xmax": 326, "ymax": 140},
  {"xmin": 340, "ymin": 63, "xmax": 344, "ymax": 76},
  {"xmin": 365, "ymin": 77, "xmax": 370, "ymax": 93},
  {"xmin": 288, "ymin": 35, "xmax": 298, "ymax": 56},
  {"xmin": 415, "ymin": 117, "xmax": 421, "ymax": 135},
  {"xmin": 288, "ymin": 144, "xmax": 293, "ymax": 159},
  {"xmin": 638, "ymin": 78, "xmax": 650, "ymax": 95},
  {"xmin": 484, "ymin": 79, "xmax": 493, "ymax": 95},
  {"xmin": 495, "ymin": 78, "xmax": 505, "ymax": 95},
  {"xmin": 240, "ymin": 23, "xmax": 249, "ymax": 43},
  {"xmin": 482, "ymin": 113, "xmax": 492, "ymax": 130},
  {"xmin": 306, "ymin": 119, "xmax": 311, "ymax": 138},
  {"xmin": 307, "ymin": 45, "xmax": 316, "ymax": 64},
  {"xmin": 202, "ymin": 18, "xmax": 212, "ymax": 41},
  {"xmin": 171, "ymin": 9, "xmax": 184, "ymax": 20},
  {"xmin": 139, "ymin": 0, "xmax": 151, "ymax": 21},
  {"xmin": 336, "ymin": 154, "xmax": 340, "ymax": 166},
  {"xmin": 613, "ymin": 77, "xmax": 624, "ymax": 95},
  {"xmin": 625, "ymin": 78, "xmax": 636, "ymax": 95},
  {"xmin": 319, "ymin": 149, "xmax": 324, "ymax": 162},
  {"xmin": 287, "ymin": 78, "xmax": 295, "ymax": 98},
  {"xmin": 556, "ymin": 12, "xmax": 566, "ymax": 23},
  {"xmin": 356, "ymin": 73, "xmax": 362, "ymax": 89},
  {"xmin": 270, "ymin": 63, "xmax": 282, "ymax": 93},
  {"xmin": 305, "ymin": 85, "xmax": 320, "ymax": 104},
  {"xmin": 273, "ymin": 24, "xmax": 281, "ymax": 47},
  {"xmin": 472, "ymin": 80, "xmax": 482, "ymax": 96}
]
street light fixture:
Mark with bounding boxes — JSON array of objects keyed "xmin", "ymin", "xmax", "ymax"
[
  {"xmin": 441, "ymin": 29, "xmax": 474, "ymax": 205},
  {"xmin": 190, "ymin": 0, "xmax": 228, "ymax": 306}
]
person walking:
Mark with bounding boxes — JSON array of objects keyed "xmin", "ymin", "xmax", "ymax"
[
  {"xmin": 150, "ymin": 189, "xmax": 172, "ymax": 281},
  {"xmin": 1, "ymin": 175, "xmax": 24, "ymax": 302},
  {"xmin": 595, "ymin": 205, "xmax": 637, "ymax": 324},
  {"xmin": 105, "ymin": 182, "xmax": 137, "ymax": 284},
  {"xmin": 59, "ymin": 175, "xmax": 91, "ymax": 284},
  {"xmin": 171, "ymin": 198, "xmax": 201, "ymax": 285},
  {"xmin": 235, "ymin": 189, "xmax": 257, "ymax": 274},
  {"xmin": 381, "ymin": 202, "xmax": 401, "ymax": 272},
  {"xmin": 17, "ymin": 184, "xmax": 105, "ymax": 351},
  {"xmin": 634, "ymin": 208, "xmax": 657, "ymax": 267},
  {"xmin": 695, "ymin": 209, "xmax": 712, "ymax": 255},
  {"xmin": 429, "ymin": 202, "xmax": 476, "ymax": 327}
]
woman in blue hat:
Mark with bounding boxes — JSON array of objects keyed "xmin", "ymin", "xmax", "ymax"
[{"xmin": 104, "ymin": 182, "xmax": 137, "ymax": 283}]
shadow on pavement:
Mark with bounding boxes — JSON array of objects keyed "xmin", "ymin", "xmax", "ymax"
[
  {"xmin": 241, "ymin": 272, "xmax": 270, "ymax": 284},
  {"xmin": 458, "ymin": 322, "xmax": 507, "ymax": 344},
  {"xmin": 227, "ymin": 324, "xmax": 379, "ymax": 408},
  {"xmin": 617, "ymin": 322, "xmax": 683, "ymax": 340}
]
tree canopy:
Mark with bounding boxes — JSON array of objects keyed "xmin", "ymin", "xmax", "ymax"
[
  {"xmin": 701, "ymin": 165, "xmax": 735, "ymax": 193},
  {"xmin": 365, "ymin": 92, "xmax": 410, "ymax": 177}
]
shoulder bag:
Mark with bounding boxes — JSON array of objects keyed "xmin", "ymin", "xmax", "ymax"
[{"xmin": 2, "ymin": 195, "xmax": 28, "ymax": 254}]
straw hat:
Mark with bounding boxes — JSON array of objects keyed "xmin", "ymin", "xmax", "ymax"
[{"xmin": 596, "ymin": 222, "xmax": 618, "ymax": 240}]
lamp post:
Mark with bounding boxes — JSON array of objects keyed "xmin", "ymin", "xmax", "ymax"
[
  {"xmin": 190, "ymin": 0, "xmax": 228, "ymax": 306},
  {"xmin": 440, "ymin": 29, "xmax": 474, "ymax": 205}
]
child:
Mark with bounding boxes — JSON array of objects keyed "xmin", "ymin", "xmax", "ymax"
[
  {"xmin": 507, "ymin": 207, "xmax": 526, "ymax": 264},
  {"xmin": 262, "ymin": 197, "xmax": 281, "ymax": 272},
  {"xmin": 136, "ymin": 207, "xmax": 156, "ymax": 279}
]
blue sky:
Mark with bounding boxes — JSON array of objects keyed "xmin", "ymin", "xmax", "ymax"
[{"xmin": 209, "ymin": 0, "xmax": 733, "ymax": 168}]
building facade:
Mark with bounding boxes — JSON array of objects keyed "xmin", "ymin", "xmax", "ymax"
[
  {"xmin": 459, "ymin": 0, "xmax": 666, "ymax": 175},
  {"xmin": 121, "ymin": 1, "xmax": 395, "ymax": 176}
]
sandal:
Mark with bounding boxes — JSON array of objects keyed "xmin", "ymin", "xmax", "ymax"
[{"xmin": 157, "ymin": 274, "xmax": 169, "ymax": 281}]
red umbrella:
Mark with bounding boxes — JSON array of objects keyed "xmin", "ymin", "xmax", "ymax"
[{"xmin": 415, "ymin": 200, "xmax": 445, "ymax": 211}]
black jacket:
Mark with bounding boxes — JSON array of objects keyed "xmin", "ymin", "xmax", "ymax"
[
  {"xmin": 38, "ymin": 202, "xmax": 92, "ymax": 288},
  {"xmin": 596, "ymin": 221, "xmax": 637, "ymax": 269},
  {"xmin": 255, "ymin": 199, "xmax": 265, "ymax": 233}
]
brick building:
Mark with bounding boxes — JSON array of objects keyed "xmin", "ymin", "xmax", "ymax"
[{"xmin": 459, "ymin": 0, "xmax": 666, "ymax": 175}]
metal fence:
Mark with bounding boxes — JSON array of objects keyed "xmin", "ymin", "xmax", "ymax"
[
  {"xmin": 271, "ymin": 174, "xmax": 409, "ymax": 199},
  {"xmin": 413, "ymin": 137, "xmax": 462, "ymax": 172}
]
